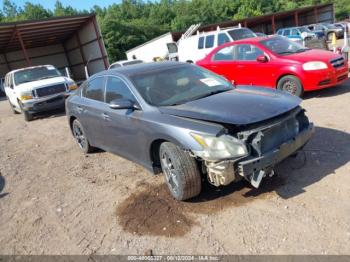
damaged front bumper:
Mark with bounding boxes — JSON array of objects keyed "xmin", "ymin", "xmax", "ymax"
[
  {"xmin": 238, "ymin": 123, "xmax": 314, "ymax": 187},
  {"xmin": 195, "ymin": 109, "xmax": 314, "ymax": 188}
]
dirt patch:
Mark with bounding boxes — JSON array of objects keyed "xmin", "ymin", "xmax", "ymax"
[{"xmin": 117, "ymin": 176, "xmax": 285, "ymax": 237}]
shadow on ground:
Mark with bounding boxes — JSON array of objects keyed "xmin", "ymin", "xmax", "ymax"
[
  {"xmin": 0, "ymin": 174, "xmax": 8, "ymax": 199},
  {"xmin": 31, "ymin": 108, "xmax": 66, "ymax": 121},
  {"xmin": 116, "ymin": 126, "xmax": 350, "ymax": 237},
  {"xmin": 303, "ymin": 78, "xmax": 350, "ymax": 99}
]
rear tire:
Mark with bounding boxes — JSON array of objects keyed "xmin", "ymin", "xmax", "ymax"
[
  {"xmin": 159, "ymin": 142, "xmax": 201, "ymax": 201},
  {"xmin": 277, "ymin": 75, "xmax": 304, "ymax": 97},
  {"xmin": 72, "ymin": 119, "xmax": 94, "ymax": 154}
]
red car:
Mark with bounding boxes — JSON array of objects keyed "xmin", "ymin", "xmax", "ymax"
[{"xmin": 196, "ymin": 36, "xmax": 349, "ymax": 97}]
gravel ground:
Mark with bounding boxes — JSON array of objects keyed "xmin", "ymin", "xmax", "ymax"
[{"xmin": 0, "ymin": 80, "xmax": 349, "ymax": 255}]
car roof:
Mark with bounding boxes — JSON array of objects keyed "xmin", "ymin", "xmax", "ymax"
[
  {"xmin": 219, "ymin": 36, "xmax": 274, "ymax": 46},
  {"xmin": 101, "ymin": 61, "xmax": 188, "ymax": 77}
]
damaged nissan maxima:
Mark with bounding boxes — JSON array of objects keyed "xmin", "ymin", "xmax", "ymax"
[{"xmin": 66, "ymin": 62, "xmax": 314, "ymax": 200}]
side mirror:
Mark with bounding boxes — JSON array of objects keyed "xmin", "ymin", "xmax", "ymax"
[
  {"xmin": 256, "ymin": 55, "xmax": 268, "ymax": 63},
  {"xmin": 109, "ymin": 98, "xmax": 137, "ymax": 110}
]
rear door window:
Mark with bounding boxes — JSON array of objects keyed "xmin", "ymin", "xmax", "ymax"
[
  {"xmin": 205, "ymin": 35, "xmax": 215, "ymax": 48},
  {"xmin": 198, "ymin": 37, "xmax": 204, "ymax": 49},
  {"xmin": 283, "ymin": 29, "xmax": 290, "ymax": 36},
  {"xmin": 217, "ymin": 33, "xmax": 230, "ymax": 46},
  {"xmin": 83, "ymin": 77, "xmax": 105, "ymax": 102},
  {"xmin": 291, "ymin": 29, "xmax": 300, "ymax": 36},
  {"xmin": 213, "ymin": 46, "xmax": 235, "ymax": 61},
  {"xmin": 105, "ymin": 76, "xmax": 135, "ymax": 103}
]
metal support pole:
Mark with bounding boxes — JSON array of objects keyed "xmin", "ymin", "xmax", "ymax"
[
  {"xmin": 294, "ymin": 11, "xmax": 299, "ymax": 26},
  {"xmin": 62, "ymin": 41, "xmax": 72, "ymax": 77},
  {"xmin": 3, "ymin": 53, "xmax": 11, "ymax": 71},
  {"xmin": 92, "ymin": 16, "xmax": 109, "ymax": 69},
  {"xmin": 16, "ymin": 29, "xmax": 31, "ymax": 66}
]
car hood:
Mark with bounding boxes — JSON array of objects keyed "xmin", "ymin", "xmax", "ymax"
[
  {"xmin": 158, "ymin": 86, "xmax": 301, "ymax": 126},
  {"xmin": 283, "ymin": 49, "xmax": 341, "ymax": 63},
  {"xmin": 15, "ymin": 76, "xmax": 71, "ymax": 93}
]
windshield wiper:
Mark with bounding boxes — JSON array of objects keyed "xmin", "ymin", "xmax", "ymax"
[
  {"xmin": 188, "ymin": 89, "xmax": 230, "ymax": 101},
  {"xmin": 277, "ymin": 51, "xmax": 295, "ymax": 55},
  {"xmin": 37, "ymin": 76, "xmax": 57, "ymax": 80},
  {"xmin": 295, "ymin": 48, "xmax": 310, "ymax": 53}
]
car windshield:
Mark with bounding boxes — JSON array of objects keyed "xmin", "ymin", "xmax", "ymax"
[
  {"xmin": 131, "ymin": 65, "xmax": 233, "ymax": 106},
  {"xmin": 322, "ymin": 23, "xmax": 337, "ymax": 29},
  {"xmin": 260, "ymin": 36, "xmax": 309, "ymax": 55},
  {"xmin": 14, "ymin": 66, "xmax": 61, "ymax": 85},
  {"xmin": 228, "ymin": 28, "xmax": 256, "ymax": 40}
]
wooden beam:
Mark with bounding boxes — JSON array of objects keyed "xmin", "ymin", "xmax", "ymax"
[
  {"xmin": 294, "ymin": 11, "xmax": 299, "ymax": 26},
  {"xmin": 92, "ymin": 16, "xmax": 109, "ymax": 69},
  {"xmin": 3, "ymin": 53, "xmax": 11, "ymax": 71},
  {"xmin": 271, "ymin": 15, "xmax": 276, "ymax": 34},
  {"xmin": 16, "ymin": 29, "xmax": 31, "ymax": 66},
  {"xmin": 314, "ymin": 7, "xmax": 318, "ymax": 23}
]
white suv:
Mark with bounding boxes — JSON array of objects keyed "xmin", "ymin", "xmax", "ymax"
[
  {"xmin": 175, "ymin": 27, "xmax": 257, "ymax": 63},
  {"xmin": 4, "ymin": 65, "xmax": 77, "ymax": 121}
]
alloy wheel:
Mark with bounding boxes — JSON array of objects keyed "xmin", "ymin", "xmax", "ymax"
[
  {"xmin": 72, "ymin": 122, "xmax": 87, "ymax": 149},
  {"xmin": 282, "ymin": 80, "xmax": 298, "ymax": 95},
  {"xmin": 161, "ymin": 152, "xmax": 179, "ymax": 195}
]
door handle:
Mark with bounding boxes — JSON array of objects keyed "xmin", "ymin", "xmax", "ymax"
[
  {"xmin": 102, "ymin": 113, "xmax": 110, "ymax": 121},
  {"xmin": 77, "ymin": 106, "xmax": 84, "ymax": 113}
]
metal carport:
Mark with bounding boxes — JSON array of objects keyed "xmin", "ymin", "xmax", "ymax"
[{"xmin": 0, "ymin": 14, "xmax": 109, "ymax": 81}]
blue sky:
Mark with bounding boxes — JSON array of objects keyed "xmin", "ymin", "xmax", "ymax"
[{"xmin": 9, "ymin": 0, "xmax": 125, "ymax": 11}]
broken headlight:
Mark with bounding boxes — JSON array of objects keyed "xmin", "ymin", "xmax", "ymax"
[{"xmin": 190, "ymin": 133, "xmax": 248, "ymax": 161}]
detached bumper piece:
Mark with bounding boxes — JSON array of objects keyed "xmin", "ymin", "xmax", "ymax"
[
  {"xmin": 23, "ymin": 95, "xmax": 66, "ymax": 114},
  {"xmin": 238, "ymin": 123, "xmax": 314, "ymax": 187}
]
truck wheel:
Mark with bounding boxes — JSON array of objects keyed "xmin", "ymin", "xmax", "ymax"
[
  {"xmin": 277, "ymin": 75, "xmax": 304, "ymax": 97},
  {"xmin": 72, "ymin": 119, "xmax": 94, "ymax": 154},
  {"xmin": 17, "ymin": 100, "xmax": 33, "ymax": 121},
  {"xmin": 23, "ymin": 110, "xmax": 33, "ymax": 121},
  {"xmin": 159, "ymin": 142, "xmax": 201, "ymax": 200}
]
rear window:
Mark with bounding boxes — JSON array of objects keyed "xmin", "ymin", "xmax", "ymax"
[
  {"xmin": 227, "ymin": 28, "xmax": 255, "ymax": 40},
  {"xmin": 205, "ymin": 35, "xmax": 215, "ymax": 48},
  {"xmin": 198, "ymin": 37, "xmax": 204, "ymax": 49},
  {"xmin": 283, "ymin": 29, "xmax": 290, "ymax": 36},
  {"xmin": 83, "ymin": 77, "xmax": 105, "ymax": 102},
  {"xmin": 109, "ymin": 64, "xmax": 121, "ymax": 69},
  {"xmin": 123, "ymin": 60, "xmax": 143, "ymax": 66}
]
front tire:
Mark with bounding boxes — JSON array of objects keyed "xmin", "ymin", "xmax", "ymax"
[
  {"xmin": 23, "ymin": 110, "xmax": 33, "ymax": 121},
  {"xmin": 159, "ymin": 142, "xmax": 201, "ymax": 201},
  {"xmin": 277, "ymin": 75, "xmax": 304, "ymax": 97},
  {"xmin": 18, "ymin": 100, "xmax": 33, "ymax": 121},
  {"xmin": 72, "ymin": 119, "xmax": 94, "ymax": 154}
]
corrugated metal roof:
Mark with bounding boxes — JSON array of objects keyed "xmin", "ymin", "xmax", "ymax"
[{"xmin": 0, "ymin": 14, "xmax": 94, "ymax": 52}]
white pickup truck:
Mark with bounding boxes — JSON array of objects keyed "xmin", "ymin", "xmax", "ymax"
[{"xmin": 4, "ymin": 65, "xmax": 77, "ymax": 121}]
